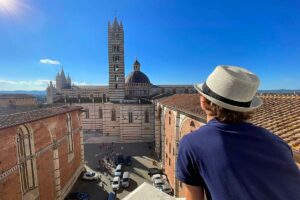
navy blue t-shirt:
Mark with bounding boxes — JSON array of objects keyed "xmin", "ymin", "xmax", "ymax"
[{"xmin": 176, "ymin": 119, "xmax": 300, "ymax": 200}]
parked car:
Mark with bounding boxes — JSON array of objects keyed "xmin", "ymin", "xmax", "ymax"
[
  {"xmin": 112, "ymin": 176, "xmax": 121, "ymax": 191},
  {"xmin": 148, "ymin": 168, "xmax": 162, "ymax": 177},
  {"xmin": 151, "ymin": 174, "xmax": 167, "ymax": 182},
  {"xmin": 153, "ymin": 178, "xmax": 164, "ymax": 188},
  {"xmin": 121, "ymin": 171, "xmax": 130, "ymax": 188},
  {"xmin": 81, "ymin": 171, "xmax": 100, "ymax": 181},
  {"xmin": 65, "ymin": 192, "xmax": 89, "ymax": 200},
  {"xmin": 114, "ymin": 164, "xmax": 122, "ymax": 177},
  {"xmin": 107, "ymin": 192, "xmax": 116, "ymax": 200},
  {"xmin": 158, "ymin": 182, "xmax": 173, "ymax": 195},
  {"xmin": 124, "ymin": 156, "xmax": 132, "ymax": 166}
]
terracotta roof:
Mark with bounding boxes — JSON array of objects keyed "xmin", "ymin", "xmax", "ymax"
[
  {"xmin": 158, "ymin": 94, "xmax": 300, "ymax": 152},
  {"xmin": 0, "ymin": 106, "xmax": 82, "ymax": 130},
  {"xmin": 158, "ymin": 94, "xmax": 206, "ymax": 119},
  {"xmin": 0, "ymin": 94, "xmax": 36, "ymax": 99}
]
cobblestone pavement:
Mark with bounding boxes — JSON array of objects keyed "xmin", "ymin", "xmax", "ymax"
[{"xmin": 69, "ymin": 141, "xmax": 161, "ymax": 200}]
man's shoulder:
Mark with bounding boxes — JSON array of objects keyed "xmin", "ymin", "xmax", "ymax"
[{"xmin": 182, "ymin": 123, "xmax": 219, "ymax": 142}]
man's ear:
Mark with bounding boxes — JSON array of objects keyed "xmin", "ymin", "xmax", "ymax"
[
  {"xmin": 200, "ymin": 96, "xmax": 208, "ymax": 111},
  {"xmin": 200, "ymin": 96, "xmax": 210, "ymax": 114}
]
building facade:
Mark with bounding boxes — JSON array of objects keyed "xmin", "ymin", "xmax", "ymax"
[
  {"xmin": 0, "ymin": 94, "xmax": 37, "ymax": 107},
  {"xmin": 0, "ymin": 106, "xmax": 84, "ymax": 200}
]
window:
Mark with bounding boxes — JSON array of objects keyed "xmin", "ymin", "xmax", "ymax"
[
  {"xmin": 17, "ymin": 125, "xmax": 37, "ymax": 193},
  {"xmin": 190, "ymin": 121, "xmax": 195, "ymax": 127},
  {"xmin": 115, "ymin": 84, "xmax": 118, "ymax": 89},
  {"xmin": 190, "ymin": 121, "xmax": 195, "ymax": 132},
  {"xmin": 114, "ymin": 65, "xmax": 119, "ymax": 71},
  {"xmin": 169, "ymin": 117, "xmax": 171, "ymax": 125},
  {"xmin": 144, "ymin": 109, "xmax": 149, "ymax": 123},
  {"xmin": 111, "ymin": 109, "xmax": 116, "ymax": 121},
  {"xmin": 166, "ymin": 153, "xmax": 168, "ymax": 158},
  {"xmin": 113, "ymin": 55, "xmax": 119, "ymax": 62},
  {"xmin": 128, "ymin": 112, "xmax": 133, "ymax": 123},
  {"xmin": 67, "ymin": 113, "xmax": 74, "ymax": 153},
  {"xmin": 112, "ymin": 45, "xmax": 120, "ymax": 52},
  {"xmin": 103, "ymin": 94, "xmax": 106, "ymax": 102},
  {"xmin": 99, "ymin": 109, "xmax": 103, "ymax": 119},
  {"xmin": 86, "ymin": 109, "xmax": 89, "ymax": 119},
  {"xmin": 173, "ymin": 147, "xmax": 175, "ymax": 156},
  {"xmin": 169, "ymin": 143, "xmax": 171, "ymax": 154},
  {"xmin": 115, "ymin": 75, "xmax": 119, "ymax": 81},
  {"xmin": 169, "ymin": 158, "xmax": 171, "ymax": 166}
]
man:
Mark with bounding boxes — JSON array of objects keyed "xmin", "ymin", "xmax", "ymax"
[{"xmin": 176, "ymin": 65, "xmax": 300, "ymax": 200}]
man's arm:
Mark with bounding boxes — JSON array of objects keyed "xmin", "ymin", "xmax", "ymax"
[{"xmin": 185, "ymin": 184, "xmax": 205, "ymax": 200}]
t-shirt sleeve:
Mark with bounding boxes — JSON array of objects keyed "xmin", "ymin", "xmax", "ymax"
[{"xmin": 176, "ymin": 135, "xmax": 204, "ymax": 186}]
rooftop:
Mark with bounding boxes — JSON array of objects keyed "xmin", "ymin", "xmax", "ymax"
[
  {"xmin": 0, "ymin": 94, "xmax": 36, "ymax": 99},
  {"xmin": 0, "ymin": 105, "xmax": 82, "ymax": 130},
  {"xmin": 158, "ymin": 93, "xmax": 300, "ymax": 152}
]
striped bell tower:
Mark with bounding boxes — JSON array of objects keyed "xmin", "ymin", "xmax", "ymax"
[{"xmin": 108, "ymin": 17, "xmax": 125, "ymax": 102}]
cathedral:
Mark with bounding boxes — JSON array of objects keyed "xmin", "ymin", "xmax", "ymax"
[{"xmin": 47, "ymin": 17, "xmax": 196, "ymax": 141}]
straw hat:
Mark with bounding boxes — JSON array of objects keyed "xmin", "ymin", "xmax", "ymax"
[{"xmin": 194, "ymin": 65, "xmax": 263, "ymax": 112}]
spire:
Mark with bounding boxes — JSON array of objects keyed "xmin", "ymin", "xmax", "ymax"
[
  {"xmin": 61, "ymin": 66, "xmax": 66, "ymax": 79},
  {"xmin": 113, "ymin": 16, "xmax": 119, "ymax": 29},
  {"xmin": 133, "ymin": 58, "xmax": 141, "ymax": 71}
]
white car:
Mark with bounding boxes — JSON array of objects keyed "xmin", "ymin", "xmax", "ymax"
[
  {"xmin": 158, "ymin": 182, "xmax": 173, "ymax": 195},
  {"xmin": 151, "ymin": 174, "xmax": 167, "ymax": 182},
  {"xmin": 153, "ymin": 178, "xmax": 164, "ymax": 188},
  {"xmin": 122, "ymin": 171, "xmax": 130, "ymax": 188},
  {"xmin": 112, "ymin": 176, "xmax": 121, "ymax": 191},
  {"xmin": 82, "ymin": 171, "xmax": 100, "ymax": 181},
  {"xmin": 114, "ymin": 164, "xmax": 122, "ymax": 177}
]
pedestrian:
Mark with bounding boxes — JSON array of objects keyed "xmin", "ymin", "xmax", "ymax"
[{"xmin": 176, "ymin": 65, "xmax": 300, "ymax": 200}]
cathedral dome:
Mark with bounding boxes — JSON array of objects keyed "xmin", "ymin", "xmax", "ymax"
[{"xmin": 125, "ymin": 71, "xmax": 150, "ymax": 84}]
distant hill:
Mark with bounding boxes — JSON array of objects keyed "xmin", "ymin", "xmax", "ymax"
[
  {"xmin": 0, "ymin": 90, "xmax": 46, "ymax": 96},
  {"xmin": 258, "ymin": 89, "xmax": 300, "ymax": 94}
]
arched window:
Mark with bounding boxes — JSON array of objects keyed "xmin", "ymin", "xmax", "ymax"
[
  {"xmin": 190, "ymin": 121, "xmax": 195, "ymax": 127},
  {"xmin": 128, "ymin": 112, "xmax": 133, "ymax": 123},
  {"xmin": 114, "ymin": 65, "xmax": 119, "ymax": 72},
  {"xmin": 85, "ymin": 109, "xmax": 89, "ymax": 119},
  {"xmin": 144, "ymin": 109, "xmax": 149, "ymax": 123},
  {"xmin": 17, "ymin": 125, "xmax": 38, "ymax": 193},
  {"xmin": 99, "ymin": 109, "xmax": 103, "ymax": 119},
  {"xmin": 67, "ymin": 113, "xmax": 74, "ymax": 153},
  {"xmin": 111, "ymin": 109, "xmax": 116, "ymax": 121},
  {"xmin": 103, "ymin": 94, "xmax": 106, "ymax": 103},
  {"xmin": 190, "ymin": 121, "xmax": 196, "ymax": 132}
]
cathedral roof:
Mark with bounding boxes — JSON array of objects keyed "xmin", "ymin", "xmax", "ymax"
[
  {"xmin": 125, "ymin": 71, "xmax": 150, "ymax": 84},
  {"xmin": 125, "ymin": 58, "xmax": 150, "ymax": 84}
]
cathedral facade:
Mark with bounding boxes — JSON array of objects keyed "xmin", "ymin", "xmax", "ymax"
[{"xmin": 47, "ymin": 17, "xmax": 196, "ymax": 142}]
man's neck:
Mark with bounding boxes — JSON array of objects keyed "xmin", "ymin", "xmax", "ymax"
[{"xmin": 206, "ymin": 115, "xmax": 215, "ymax": 123}]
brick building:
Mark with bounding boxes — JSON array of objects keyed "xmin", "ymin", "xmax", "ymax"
[
  {"xmin": 155, "ymin": 93, "xmax": 300, "ymax": 198},
  {"xmin": 0, "ymin": 94, "xmax": 37, "ymax": 107},
  {"xmin": 0, "ymin": 106, "xmax": 84, "ymax": 200}
]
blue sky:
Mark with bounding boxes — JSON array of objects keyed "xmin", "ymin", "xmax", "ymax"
[{"xmin": 0, "ymin": 0, "xmax": 300, "ymax": 90}]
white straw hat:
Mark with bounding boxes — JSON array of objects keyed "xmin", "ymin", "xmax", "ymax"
[{"xmin": 194, "ymin": 65, "xmax": 263, "ymax": 112}]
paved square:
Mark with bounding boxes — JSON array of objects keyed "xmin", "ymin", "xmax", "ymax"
[{"xmin": 69, "ymin": 141, "xmax": 161, "ymax": 200}]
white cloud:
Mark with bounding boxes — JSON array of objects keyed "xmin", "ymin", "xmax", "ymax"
[
  {"xmin": 40, "ymin": 59, "xmax": 60, "ymax": 65},
  {"xmin": 0, "ymin": 79, "xmax": 54, "ymax": 91}
]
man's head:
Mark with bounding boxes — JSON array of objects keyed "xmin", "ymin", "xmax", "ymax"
[{"xmin": 195, "ymin": 65, "xmax": 263, "ymax": 122}]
